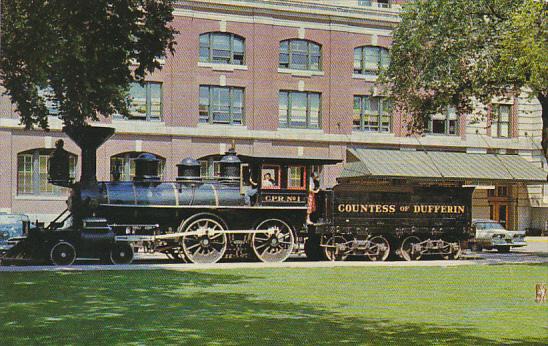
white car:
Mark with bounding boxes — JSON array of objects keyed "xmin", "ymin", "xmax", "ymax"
[{"xmin": 470, "ymin": 219, "xmax": 527, "ymax": 253}]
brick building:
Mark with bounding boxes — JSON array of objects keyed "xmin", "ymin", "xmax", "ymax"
[{"xmin": 0, "ymin": 0, "xmax": 546, "ymax": 231}]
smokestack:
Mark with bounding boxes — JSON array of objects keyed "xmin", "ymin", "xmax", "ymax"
[{"xmin": 64, "ymin": 126, "xmax": 115, "ymax": 185}]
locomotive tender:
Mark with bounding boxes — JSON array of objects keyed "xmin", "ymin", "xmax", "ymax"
[{"xmin": 2, "ymin": 126, "xmax": 473, "ymax": 265}]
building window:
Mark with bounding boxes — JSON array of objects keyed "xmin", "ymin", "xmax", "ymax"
[
  {"xmin": 492, "ymin": 104, "xmax": 511, "ymax": 138},
  {"xmin": 427, "ymin": 107, "xmax": 459, "ymax": 135},
  {"xmin": 199, "ymin": 86, "xmax": 244, "ymax": 125},
  {"xmin": 354, "ymin": 46, "xmax": 390, "ymax": 77},
  {"xmin": 353, "ymin": 96, "xmax": 391, "ymax": 132},
  {"xmin": 110, "ymin": 152, "xmax": 166, "ymax": 181},
  {"xmin": 17, "ymin": 149, "xmax": 76, "ymax": 195},
  {"xmin": 199, "ymin": 32, "xmax": 245, "ymax": 65},
  {"xmin": 377, "ymin": 0, "xmax": 391, "ymax": 8},
  {"xmin": 279, "ymin": 91, "xmax": 321, "ymax": 129},
  {"xmin": 279, "ymin": 39, "xmax": 321, "ymax": 71},
  {"xmin": 38, "ymin": 87, "xmax": 60, "ymax": 116},
  {"xmin": 115, "ymin": 82, "xmax": 162, "ymax": 121},
  {"xmin": 358, "ymin": 0, "xmax": 372, "ymax": 6}
]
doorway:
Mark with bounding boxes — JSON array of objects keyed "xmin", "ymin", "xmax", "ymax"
[{"xmin": 490, "ymin": 203, "xmax": 509, "ymax": 228}]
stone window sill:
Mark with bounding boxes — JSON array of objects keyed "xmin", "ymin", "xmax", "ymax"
[
  {"xmin": 14, "ymin": 195, "xmax": 67, "ymax": 201},
  {"xmin": 278, "ymin": 68, "xmax": 324, "ymax": 77},
  {"xmin": 198, "ymin": 62, "xmax": 248, "ymax": 72},
  {"xmin": 352, "ymin": 74, "xmax": 378, "ymax": 82}
]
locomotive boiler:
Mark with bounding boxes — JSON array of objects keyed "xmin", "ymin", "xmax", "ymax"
[{"xmin": 1, "ymin": 125, "xmax": 475, "ymax": 266}]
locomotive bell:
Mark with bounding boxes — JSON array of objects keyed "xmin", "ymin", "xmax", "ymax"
[
  {"xmin": 219, "ymin": 148, "xmax": 241, "ymax": 182},
  {"xmin": 177, "ymin": 157, "xmax": 201, "ymax": 182},
  {"xmin": 134, "ymin": 153, "xmax": 161, "ymax": 182}
]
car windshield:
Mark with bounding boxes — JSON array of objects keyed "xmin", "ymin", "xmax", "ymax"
[{"xmin": 475, "ymin": 222, "xmax": 506, "ymax": 231}]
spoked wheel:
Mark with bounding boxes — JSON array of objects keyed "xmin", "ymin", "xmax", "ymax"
[
  {"xmin": 399, "ymin": 236, "xmax": 422, "ymax": 261},
  {"xmin": 323, "ymin": 235, "xmax": 349, "ymax": 261},
  {"xmin": 181, "ymin": 217, "xmax": 227, "ymax": 264},
  {"xmin": 366, "ymin": 235, "xmax": 390, "ymax": 261},
  {"xmin": 50, "ymin": 242, "xmax": 76, "ymax": 266},
  {"xmin": 252, "ymin": 219, "xmax": 295, "ymax": 262},
  {"xmin": 110, "ymin": 242, "xmax": 134, "ymax": 265}
]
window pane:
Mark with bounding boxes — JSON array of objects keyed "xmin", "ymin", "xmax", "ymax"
[
  {"xmin": 499, "ymin": 105, "xmax": 510, "ymax": 122},
  {"xmin": 280, "ymin": 40, "xmax": 289, "ymax": 52},
  {"xmin": 279, "ymin": 53, "xmax": 289, "ymax": 68},
  {"xmin": 211, "ymin": 87, "xmax": 230, "ymax": 123},
  {"xmin": 129, "ymin": 83, "xmax": 147, "ymax": 118},
  {"xmin": 448, "ymin": 120, "xmax": 457, "ymax": 135},
  {"xmin": 149, "ymin": 83, "xmax": 161, "ymax": 120},
  {"xmin": 199, "ymin": 47, "xmax": 209, "ymax": 61},
  {"xmin": 353, "ymin": 97, "xmax": 362, "ymax": 129},
  {"xmin": 288, "ymin": 166, "xmax": 305, "ymax": 188},
  {"xmin": 309, "ymin": 93, "xmax": 320, "ymax": 128},
  {"xmin": 291, "ymin": 40, "xmax": 308, "ymax": 52},
  {"xmin": 279, "ymin": 92, "xmax": 288, "ymax": 127},
  {"xmin": 17, "ymin": 154, "xmax": 33, "ymax": 194},
  {"xmin": 354, "ymin": 48, "xmax": 362, "ymax": 73},
  {"xmin": 199, "ymin": 34, "xmax": 209, "ymax": 47},
  {"xmin": 498, "ymin": 123, "xmax": 509, "ymax": 137},
  {"xmin": 233, "ymin": 37, "xmax": 244, "ymax": 53},
  {"xmin": 212, "ymin": 34, "xmax": 230, "ymax": 50},
  {"xmin": 310, "ymin": 55, "xmax": 321, "ymax": 70},
  {"xmin": 432, "ymin": 119, "xmax": 446, "ymax": 134},
  {"xmin": 364, "ymin": 47, "xmax": 379, "ymax": 70},
  {"xmin": 380, "ymin": 48, "xmax": 390, "ymax": 68},
  {"xmin": 291, "ymin": 53, "xmax": 308, "ymax": 69},
  {"xmin": 289, "ymin": 92, "xmax": 307, "ymax": 127},
  {"xmin": 232, "ymin": 89, "xmax": 244, "ymax": 125},
  {"xmin": 199, "ymin": 86, "xmax": 210, "ymax": 123}
]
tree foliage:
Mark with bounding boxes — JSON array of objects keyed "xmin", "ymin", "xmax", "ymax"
[
  {"xmin": 382, "ymin": 0, "xmax": 548, "ymax": 158},
  {"xmin": 0, "ymin": 0, "xmax": 177, "ymax": 130}
]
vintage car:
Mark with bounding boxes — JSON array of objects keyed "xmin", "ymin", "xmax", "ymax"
[
  {"xmin": 0, "ymin": 213, "xmax": 30, "ymax": 255},
  {"xmin": 470, "ymin": 219, "xmax": 527, "ymax": 252}
]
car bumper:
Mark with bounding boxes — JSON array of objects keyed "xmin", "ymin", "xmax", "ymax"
[{"xmin": 490, "ymin": 239, "xmax": 527, "ymax": 247}]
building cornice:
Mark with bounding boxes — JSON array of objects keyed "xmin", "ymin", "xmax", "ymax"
[{"xmin": 175, "ymin": 0, "xmax": 400, "ymax": 31}]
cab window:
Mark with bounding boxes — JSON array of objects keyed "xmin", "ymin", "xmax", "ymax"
[
  {"xmin": 261, "ymin": 165, "xmax": 280, "ymax": 189},
  {"xmin": 287, "ymin": 166, "xmax": 306, "ymax": 190}
]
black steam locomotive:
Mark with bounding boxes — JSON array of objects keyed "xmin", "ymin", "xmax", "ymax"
[{"xmin": 2, "ymin": 126, "xmax": 473, "ymax": 265}]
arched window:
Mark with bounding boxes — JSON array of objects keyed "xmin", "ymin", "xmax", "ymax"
[
  {"xmin": 279, "ymin": 39, "xmax": 321, "ymax": 71},
  {"xmin": 199, "ymin": 32, "xmax": 245, "ymax": 65},
  {"xmin": 354, "ymin": 46, "xmax": 390, "ymax": 76},
  {"xmin": 110, "ymin": 152, "xmax": 166, "ymax": 181},
  {"xmin": 17, "ymin": 149, "xmax": 77, "ymax": 195}
]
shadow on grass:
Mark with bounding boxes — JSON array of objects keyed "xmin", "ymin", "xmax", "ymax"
[{"xmin": 0, "ymin": 270, "xmax": 545, "ymax": 345}]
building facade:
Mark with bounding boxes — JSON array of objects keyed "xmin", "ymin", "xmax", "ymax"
[{"xmin": 0, "ymin": 0, "xmax": 546, "ymax": 231}]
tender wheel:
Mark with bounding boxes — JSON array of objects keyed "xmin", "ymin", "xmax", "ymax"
[
  {"xmin": 110, "ymin": 242, "xmax": 134, "ymax": 265},
  {"xmin": 441, "ymin": 242, "xmax": 462, "ymax": 260},
  {"xmin": 366, "ymin": 235, "xmax": 390, "ymax": 261},
  {"xmin": 323, "ymin": 235, "xmax": 349, "ymax": 261},
  {"xmin": 181, "ymin": 217, "xmax": 227, "ymax": 264},
  {"xmin": 399, "ymin": 236, "xmax": 422, "ymax": 261},
  {"xmin": 252, "ymin": 219, "xmax": 295, "ymax": 263},
  {"xmin": 496, "ymin": 246, "xmax": 511, "ymax": 253},
  {"xmin": 50, "ymin": 242, "xmax": 76, "ymax": 266}
]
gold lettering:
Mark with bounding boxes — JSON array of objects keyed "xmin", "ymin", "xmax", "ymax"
[
  {"xmin": 389, "ymin": 205, "xmax": 396, "ymax": 213},
  {"xmin": 456, "ymin": 206, "xmax": 465, "ymax": 214}
]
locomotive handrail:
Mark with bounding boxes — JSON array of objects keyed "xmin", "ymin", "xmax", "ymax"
[{"xmin": 46, "ymin": 209, "xmax": 71, "ymax": 231}]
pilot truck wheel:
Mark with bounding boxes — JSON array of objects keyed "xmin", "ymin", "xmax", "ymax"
[
  {"xmin": 50, "ymin": 241, "xmax": 76, "ymax": 266},
  {"xmin": 399, "ymin": 236, "xmax": 422, "ymax": 261},
  {"xmin": 110, "ymin": 242, "xmax": 134, "ymax": 265}
]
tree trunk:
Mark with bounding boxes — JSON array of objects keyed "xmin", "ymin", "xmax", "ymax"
[{"xmin": 539, "ymin": 94, "xmax": 548, "ymax": 160}]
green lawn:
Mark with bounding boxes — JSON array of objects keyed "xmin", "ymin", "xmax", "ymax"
[{"xmin": 0, "ymin": 264, "xmax": 547, "ymax": 345}]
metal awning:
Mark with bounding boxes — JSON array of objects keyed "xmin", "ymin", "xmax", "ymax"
[{"xmin": 340, "ymin": 148, "xmax": 547, "ymax": 184}]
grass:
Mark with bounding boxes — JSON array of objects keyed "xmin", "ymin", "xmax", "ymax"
[{"xmin": 0, "ymin": 264, "xmax": 547, "ymax": 345}]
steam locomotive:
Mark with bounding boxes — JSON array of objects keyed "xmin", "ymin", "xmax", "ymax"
[{"xmin": 1, "ymin": 126, "xmax": 473, "ymax": 265}]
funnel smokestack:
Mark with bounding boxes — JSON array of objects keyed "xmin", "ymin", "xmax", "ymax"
[{"xmin": 64, "ymin": 126, "xmax": 115, "ymax": 185}]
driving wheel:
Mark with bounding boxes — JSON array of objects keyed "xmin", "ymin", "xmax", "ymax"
[
  {"xmin": 181, "ymin": 217, "xmax": 227, "ymax": 264},
  {"xmin": 366, "ymin": 235, "xmax": 390, "ymax": 261},
  {"xmin": 252, "ymin": 219, "xmax": 294, "ymax": 262}
]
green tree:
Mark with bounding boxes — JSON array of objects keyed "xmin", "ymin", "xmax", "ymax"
[
  {"xmin": 0, "ymin": 0, "xmax": 177, "ymax": 129},
  {"xmin": 382, "ymin": 0, "xmax": 548, "ymax": 158}
]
